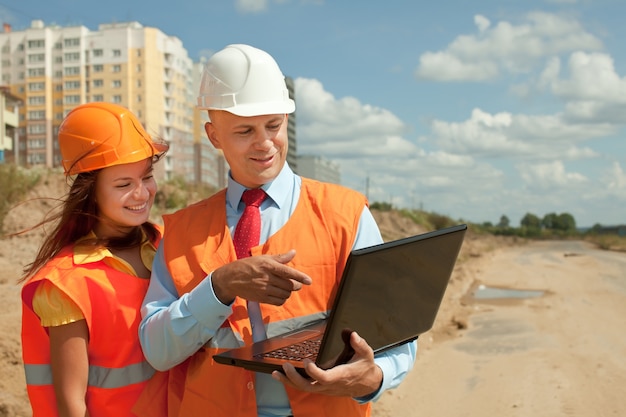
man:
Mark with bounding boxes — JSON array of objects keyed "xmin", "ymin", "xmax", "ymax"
[{"xmin": 138, "ymin": 44, "xmax": 416, "ymax": 417}]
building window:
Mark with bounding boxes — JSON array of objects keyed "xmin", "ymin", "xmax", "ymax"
[
  {"xmin": 64, "ymin": 52, "xmax": 80, "ymax": 62},
  {"xmin": 112, "ymin": 95, "xmax": 122, "ymax": 103},
  {"xmin": 64, "ymin": 80, "xmax": 80, "ymax": 89},
  {"xmin": 28, "ymin": 96, "xmax": 45, "ymax": 105},
  {"xmin": 112, "ymin": 49, "xmax": 122, "ymax": 57},
  {"xmin": 28, "ymin": 39, "xmax": 45, "ymax": 48},
  {"xmin": 64, "ymin": 38, "xmax": 80, "ymax": 47},
  {"xmin": 28, "ymin": 110, "xmax": 46, "ymax": 120},
  {"xmin": 93, "ymin": 49, "xmax": 103, "ymax": 57},
  {"xmin": 112, "ymin": 64, "xmax": 121, "ymax": 73},
  {"xmin": 28, "ymin": 139, "xmax": 46, "ymax": 149},
  {"xmin": 112, "ymin": 80, "xmax": 121, "ymax": 88},
  {"xmin": 28, "ymin": 82, "xmax": 45, "ymax": 91},
  {"xmin": 28, "ymin": 67, "xmax": 45, "ymax": 77},
  {"xmin": 28, "ymin": 124, "xmax": 47, "ymax": 134},
  {"xmin": 28, "ymin": 53, "xmax": 45, "ymax": 63},
  {"xmin": 64, "ymin": 66, "xmax": 80, "ymax": 76},
  {"xmin": 93, "ymin": 64, "xmax": 104, "ymax": 72},
  {"xmin": 93, "ymin": 94, "xmax": 104, "ymax": 101},
  {"xmin": 92, "ymin": 79, "xmax": 103, "ymax": 87},
  {"xmin": 64, "ymin": 95, "xmax": 81, "ymax": 104},
  {"xmin": 28, "ymin": 153, "xmax": 46, "ymax": 164}
]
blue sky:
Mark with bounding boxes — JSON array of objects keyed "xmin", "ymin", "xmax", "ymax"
[{"xmin": 2, "ymin": 0, "xmax": 625, "ymax": 227}]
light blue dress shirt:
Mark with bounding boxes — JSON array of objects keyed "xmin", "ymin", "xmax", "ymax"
[{"xmin": 139, "ymin": 164, "xmax": 417, "ymax": 417}]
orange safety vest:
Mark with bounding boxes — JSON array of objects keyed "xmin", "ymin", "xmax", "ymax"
[
  {"xmin": 21, "ymin": 228, "xmax": 163, "ymax": 417},
  {"xmin": 160, "ymin": 179, "xmax": 371, "ymax": 417}
]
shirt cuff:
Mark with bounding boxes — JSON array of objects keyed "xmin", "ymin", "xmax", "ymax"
[{"xmin": 185, "ymin": 272, "xmax": 233, "ymax": 329}]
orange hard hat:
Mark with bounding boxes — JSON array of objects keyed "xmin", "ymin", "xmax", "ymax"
[{"xmin": 59, "ymin": 102, "xmax": 168, "ymax": 175}]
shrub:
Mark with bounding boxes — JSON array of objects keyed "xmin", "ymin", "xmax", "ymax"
[{"xmin": 0, "ymin": 164, "xmax": 40, "ymax": 234}]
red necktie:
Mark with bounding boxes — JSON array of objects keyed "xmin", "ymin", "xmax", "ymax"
[
  {"xmin": 234, "ymin": 188, "xmax": 267, "ymax": 259},
  {"xmin": 233, "ymin": 188, "xmax": 267, "ymax": 341}
]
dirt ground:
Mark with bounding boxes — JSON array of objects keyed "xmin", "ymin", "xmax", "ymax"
[
  {"xmin": 373, "ymin": 239, "xmax": 626, "ymax": 417},
  {"xmin": 1, "ymin": 177, "xmax": 624, "ymax": 416}
]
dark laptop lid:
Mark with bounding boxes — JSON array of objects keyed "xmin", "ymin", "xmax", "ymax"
[{"xmin": 316, "ymin": 223, "xmax": 467, "ymax": 369}]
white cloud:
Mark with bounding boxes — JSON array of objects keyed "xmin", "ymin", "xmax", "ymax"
[
  {"xmin": 430, "ymin": 108, "xmax": 615, "ymax": 159},
  {"xmin": 415, "ymin": 52, "xmax": 498, "ymax": 81},
  {"xmin": 518, "ymin": 160, "xmax": 588, "ymax": 189},
  {"xmin": 292, "ymin": 77, "xmax": 504, "ymax": 211},
  {"xmin": 235, "ymin": 0, "xmax": 268, "ymax": 13},
  {"xmin": 605, "ymin": 162, "xmax": 626, "ymax": 192},
  {"xmin": 474, "ymin": 15, "xmax": 491, "ymax": 33},
  {"xmin": 551, "ymin": 52, "xmax": 626, "ymax": 102},
  {"xmin": 416, "ymin": 12, "xmax": 603, "ymax": 81},
  {"xmin": 294, "ymin": 77, "xmax": 412, "ymax": 157}
]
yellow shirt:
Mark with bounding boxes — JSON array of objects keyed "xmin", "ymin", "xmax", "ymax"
[{"xmin": 32, "ymin": 233, "xmax": 157, "ymax": 327}]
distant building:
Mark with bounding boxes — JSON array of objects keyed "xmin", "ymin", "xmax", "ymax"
[
  {"xmin": 297, "ymin": 154, "xmax": 340, "ymax": 184},
  {"xmin": 192, "ymin": 59, "xmax": 228, "ymax": 190},
  {"xmin": 285, "ymin": 76, "xmax": 297, "ymax": 173},
  {"xmin": 0, "ymin": 20, "xmax": 194, "ymax": 182},
  {"xmin": 0, "ymin": 85, "xmax": 21, "ymax": 163}
]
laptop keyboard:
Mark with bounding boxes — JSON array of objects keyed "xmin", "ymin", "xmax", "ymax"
[{"xmin": 257, "ymin": 338, "xmax": 321, "ymax": 361}]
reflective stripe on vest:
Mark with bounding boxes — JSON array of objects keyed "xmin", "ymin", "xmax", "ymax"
[{"xmin": 24, "ymin": 360, "xmax": 155, "ymax": 389}]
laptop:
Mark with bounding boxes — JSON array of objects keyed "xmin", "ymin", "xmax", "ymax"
[{"xmin": 213, "ymin": 223, "xmax": 467, "ymax": 376}]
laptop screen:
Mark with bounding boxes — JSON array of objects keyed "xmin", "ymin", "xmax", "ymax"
[{"xmin": 316, "ymin": 224, "xmax": 466, "ymax": 368}]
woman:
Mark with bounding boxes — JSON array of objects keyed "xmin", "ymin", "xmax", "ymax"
[{"xmin": 20, "ymin": 102, "xmax": 168, "ymax": 417}]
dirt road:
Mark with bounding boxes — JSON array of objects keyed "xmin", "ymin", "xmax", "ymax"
[{"xmin": 373, "ymin": 240, "xmax": 626, "ymax": 417}]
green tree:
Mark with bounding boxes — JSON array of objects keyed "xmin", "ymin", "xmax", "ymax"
[
  {"xmin": 520, "ymin": 212, "xmax": 541, "ymax": 229},
  {"xmin": 520, "ymin": 212, "xmax": 542, "ymax": 237},
  {"xmin": 555, "ymin": 212, "xmax": 576, "ymax": 232},
  {"xmin": 542, "ymin": 212, "xmax": 558, "ymax": 229},
  {"xmin": 497, "ymin": 215, "xmax": 510, "ymax": 228}
]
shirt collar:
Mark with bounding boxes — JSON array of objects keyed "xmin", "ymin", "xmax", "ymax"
[{"xmin": 226, "ymin": 163, "xmax": 294, "ymax": 211}]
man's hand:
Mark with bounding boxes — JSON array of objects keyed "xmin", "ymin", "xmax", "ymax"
[
  {"xmin": 271, "ymin": 331, "xmax": 383, "ymax": 398},
  {"xmin": 212, "ymin": 250, "xmax": 312, "ymax": 305}
]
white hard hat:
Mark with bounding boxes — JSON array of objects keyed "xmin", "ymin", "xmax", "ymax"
[{"xmin": 197, "ymin": 44, "xmax": 295, "ymax": 117}]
